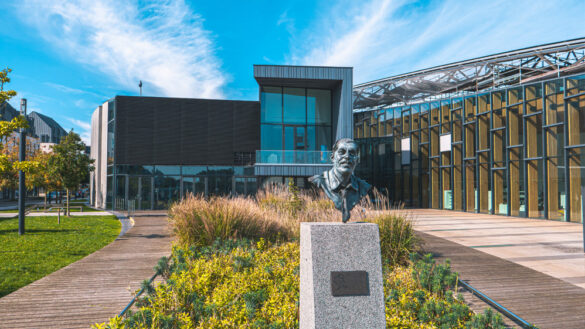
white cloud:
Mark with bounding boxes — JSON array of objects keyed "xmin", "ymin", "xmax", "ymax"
[
  {"xmin": 291, "ymin": 0, "xmax": 585, "ymax": 84},
  {"xmin": 67, "ymin": 118, "xmax": 91, "ymax": 145},
  {"xmin": 19, "ymin": 0, "xmax": 227, "ymax": 99}
]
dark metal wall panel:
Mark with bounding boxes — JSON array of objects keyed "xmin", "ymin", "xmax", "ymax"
[
  {"xmin": 115, "ymin": 96, "xmax": 260, "ymax": 166},
  {"xmin": 180, "ymin": 99, "xmax": 209, "ymax": 164}
]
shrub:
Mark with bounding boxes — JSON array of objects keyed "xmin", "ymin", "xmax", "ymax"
[
  {"xmin": 167, "ymin": 194, "xmax": 291, "ymax": 247},
  {"xmin": 95, "ymin": 241, "xmax": 508, "ymax": 329},
  {"xmin": 466, "ymin": 308, "xmax": 506, "ymax": 329},
  {"xmin": 369, "ymin": 212, "xmax": 418, "ymax": 267}
]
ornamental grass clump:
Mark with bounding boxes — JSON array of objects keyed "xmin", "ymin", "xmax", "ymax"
[
  {"xmin": 168, "ymin": 194, "xmax": 291, "ymax": 247},
  {"xmin": 370, "ymin": 211, "xmax": 418, "ymax": 267}
]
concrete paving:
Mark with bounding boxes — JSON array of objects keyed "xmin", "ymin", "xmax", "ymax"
[{"xmin": 409, "ymin": 209, "xmax": 585, "ymax": 289}]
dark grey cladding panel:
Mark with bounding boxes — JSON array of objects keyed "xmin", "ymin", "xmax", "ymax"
[
  {"xmin": 115, "ymin": 96, "xmax": 260, "ymax": 166},
  {"xmin": 254, "ymin": 65, "xmax": 352, "ymax": 80},
  {"xmin": 254, "ymin": 164, "xmax": 332, "ymax": 177}
]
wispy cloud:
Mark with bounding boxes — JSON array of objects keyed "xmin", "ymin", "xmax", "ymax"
[
  {"xmin": 19, "ymin": 0, "xmax": 227, "ymax": 99},
  {"xmin": 45, "ymin": 82, "xmax": 108, "ymax": 99},
  {"xmin": 67, "ymin": 118, "xmax": 91, "ymax": 145},
  {"xmin": 291, "ymin": 0, "xmax": 585, "ymax": 84}
]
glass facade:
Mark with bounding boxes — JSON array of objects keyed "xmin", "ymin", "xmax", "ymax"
[
  {"xmin": 110, "ymin": 165, "xmax": 256, "ymax": 210},
  {"xmin": 354, "ymin": 74, "xmax": 585, "ymax": 223},
  {"xmin": 259, "ymin": 86, "xmax": 332, "ymax": 163},
  {"xmin": 106, "ymin": 100, "xmax": 115, "ymax": 209}
]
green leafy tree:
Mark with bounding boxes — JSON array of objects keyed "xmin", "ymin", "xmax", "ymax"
[
  {"xmin": 49, "ymin": 131, "xmax": 94, "ymax": 216},
  {"xmin": 0, "ymin": 136, "xmax": 40, "ymax": 199},
  {"xmin": 28, "ymin": 151, "xmax": 62, "ymax": 209},
  {"xmin": 0, "ymin": 67, "xmax": 17, "ymax": 104},
  {"xmin": 0, "ymin": 67, "xmax": 36, "ymax": 200}
]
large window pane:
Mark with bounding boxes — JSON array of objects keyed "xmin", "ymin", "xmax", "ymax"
[
  {"xmin": 316, "ymin": 126, "xmax": 331, "ymax": 152},
  {"xmin": 261, "ymin": 124, "xmax": 283, "ymax": 150},
  {"xmin": 154, "ymin": 165, "xmax": 181, "ymax": 175},
  {"xmin": 107, "ymin": 121, "xmax": 115, "ymax": 166},
  {"xmin": 261, "ymin": 86, "xmax": 282, "ymax": 123},
  {"xmin": 283, "ymin": 87, "xmax": 306, "ymax": 124},
  {"xmin": 308, "ymin": 89, "xmax": 331, "ymax": 124},
  {"xmin": 154, "ymin": 176, "xmax": 180, "ymax": 209},
  {"xmin": 182, "ymin": 166, "xmax": 207, "ymax": 176}
]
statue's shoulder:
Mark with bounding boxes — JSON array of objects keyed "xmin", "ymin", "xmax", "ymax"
[
  {"xmin": 354, "ymin": 176, "xmax": 372, "ymax": 193},
  {"xmin": 309, "ymin": 173, "xmax": 326, "ymax": 187}
]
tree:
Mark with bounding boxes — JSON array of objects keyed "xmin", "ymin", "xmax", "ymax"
[
  {"xmin": 49, "ymin": 131, "xmax": 94, "ymax": 216},
  {"xmin": 0, "ymin": 136, "xmax": 39, "ymax": 199},
  {"xmin": 0, "ymin": 67, "xmax": 35, "ymax": 195},
  {"xmin": 28, "ymin": 151, "xmax": 62, "ymax": 209},
  {"xmin": 0, "ymin": 67, "xmax": 17, "ymax": 104}
]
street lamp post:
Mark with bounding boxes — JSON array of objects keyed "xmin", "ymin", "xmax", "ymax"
[{"xmin": 18, "ymin": 98, "xmax": 27, "ymax": 235}]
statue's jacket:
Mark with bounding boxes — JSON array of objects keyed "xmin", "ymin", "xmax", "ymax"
[{"xmin": 309, "ymin": 169, "xmax": 371, "ymax": 217}]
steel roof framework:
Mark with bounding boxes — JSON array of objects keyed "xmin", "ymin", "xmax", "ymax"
[{"xmin": 353, "ymin": 38, "xmax": 585, "ymax": 110}]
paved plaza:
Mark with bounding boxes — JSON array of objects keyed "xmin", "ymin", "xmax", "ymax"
[{"xmin": 411, "ymin": 209, "xmax": 585, "ymax": 328}]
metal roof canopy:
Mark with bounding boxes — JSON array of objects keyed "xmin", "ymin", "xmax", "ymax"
[{"xmin": 353, "ymin": 37, "xmax": 585, "ymax": 110}]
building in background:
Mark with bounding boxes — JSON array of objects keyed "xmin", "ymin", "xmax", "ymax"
[
  {"xmin": 0, "ymin": 101, "xmax": 68, "ymax": 198},
  {"xmin": 0, "ymin": 102, "xmax": 67, "ymax": 147},
  {"xmin": 353, "ymin": 37, "xmax": 585, "ymax": 222},
  {"xmin": 90, "ymin": 65, "xmax": 353, "ymax": 210},
  {"xmin": 90, "ymin": 38, "xmax": 585, "ymax": 225}
]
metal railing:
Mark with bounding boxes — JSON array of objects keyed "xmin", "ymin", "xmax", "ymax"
[
  {"xmin": 115, "ymin": 198, "xmax": 126, "ymax": 210},
  {"xmin": 255, "ymin": 150, "xmax": 332, "ymax": 164},
  {"xmin": 127, "ymin": 200, "xmax": 135, "ymax": 217},
  {"xmin": 458, "ymin": 279, "xmax": 536, "ymax": 328}
]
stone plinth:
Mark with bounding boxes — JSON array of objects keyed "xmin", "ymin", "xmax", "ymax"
[{"xmin": 300, "ymin": 222, "xmax": 386, "ymax": 329}]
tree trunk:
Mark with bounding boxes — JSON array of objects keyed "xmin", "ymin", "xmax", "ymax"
[
  {"xmin": 44, "ymin": 192, "xmax": 47, "ymax": 211},
  {"xmin": 66, "ymin": 189, "xmax": 70, "ymax": 216}
]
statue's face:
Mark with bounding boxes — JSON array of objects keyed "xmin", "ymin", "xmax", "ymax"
[{"xmin": 332, "ymin": 140, "xmax": 359, "ymax": 175}]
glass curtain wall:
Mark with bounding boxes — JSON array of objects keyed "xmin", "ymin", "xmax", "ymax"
[
  {"xmin": 355, "ymin": 74, "xmax": 585, "ymax": 223},
  {"xmin": 260, "ymin": 86, "xmax": 332, "ymax": 163},
  {"xmin": 110, "ymin": 165, "xmax": 256, "ymax": 210},
  {"xmin": 106, "ymin": 100, "xmax": 115, "ymax": 209}
]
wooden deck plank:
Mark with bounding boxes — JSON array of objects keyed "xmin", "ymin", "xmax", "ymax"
[
  {"xmin": 418, "ymin": 231, "xmax": 585, "ymax": 329},
  {"xmin": 0, "ymin": 212, "xmax": 171, "ymax": 329}
]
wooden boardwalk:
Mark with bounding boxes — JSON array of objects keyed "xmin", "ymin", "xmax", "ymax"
[
  {"xmin": 413, "ymin": 209, "xmax": 585, "ymax": 329},
  {"xmin": 0, "ymin": 212, "xmax": 171, "ymax": 329}
]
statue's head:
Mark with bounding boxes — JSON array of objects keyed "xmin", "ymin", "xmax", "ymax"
[{"xmin": 331, "ymin": 138, "xmax": 359, "ymax": 176}]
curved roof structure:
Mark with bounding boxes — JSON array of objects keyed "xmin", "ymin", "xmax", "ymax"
[{"xmin": 353, "ymin": 38, "xmax": 585, "ymax": 110}]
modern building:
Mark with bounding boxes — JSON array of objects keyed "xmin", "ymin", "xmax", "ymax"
[
  {"xmin": 353, "ymin": 37, "xmax": 585, "ymax": 222},
  {"xmin": 90, "ymin": 65, "xmax": 352, "ymax": 210},
  {"xmin": 0, "ymin": 102, "xmax": 67, "ymax": 145},
  {"xmin": 90, "ymin": 38, "xmax": 585, "ymax": 225}
]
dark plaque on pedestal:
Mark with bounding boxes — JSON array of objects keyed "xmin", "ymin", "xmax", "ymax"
[{"xmin": 330, "ymin": 271, "xmax": 370, "ymax": 297}]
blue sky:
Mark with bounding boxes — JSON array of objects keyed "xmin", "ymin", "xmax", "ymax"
[{"xmin": 1, "ymin": 0, "xmax": 584, "ymax": 145}]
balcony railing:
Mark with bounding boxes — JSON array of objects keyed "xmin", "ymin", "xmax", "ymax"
[{"xmin": 256, "ymin": 150, "xmax": 332, "ymax": 164}]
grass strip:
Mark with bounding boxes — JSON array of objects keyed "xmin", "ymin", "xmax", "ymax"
[{"xmin": 0, "ymin": 215, "xmax": 120, "ymax": 297}]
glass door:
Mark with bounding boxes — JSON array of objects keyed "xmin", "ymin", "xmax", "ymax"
[{"xmin": 284, "ymin": 125, "xmax": 306, "ymax": 163}]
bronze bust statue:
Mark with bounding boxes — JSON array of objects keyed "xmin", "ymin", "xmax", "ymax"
[{"xmin": 309, "ymin": 138, "xmax": 371, "ymax": 223}]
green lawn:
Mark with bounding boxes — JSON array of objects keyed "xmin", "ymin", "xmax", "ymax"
[
  {"xmin": 33, "ymin": 205, "xmax": 102, "ymax": 213},
  {"xmin": 0, "ymin": 215, "xmax": 120, "ymax": 297}
]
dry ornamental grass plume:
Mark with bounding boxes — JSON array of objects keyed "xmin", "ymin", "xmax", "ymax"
[{"xmin": 167, "ymin": 184, "xmax": 418, "ymax": 267}]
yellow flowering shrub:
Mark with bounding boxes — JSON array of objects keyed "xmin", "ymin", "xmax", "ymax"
[{"xmin": 95, "ymin": 240, "xmax": 508, "ymax": 329}]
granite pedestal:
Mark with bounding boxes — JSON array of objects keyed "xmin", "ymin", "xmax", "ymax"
[{"xmin": 300, "ymin": 222, "xmax": 386, "ymax": 329}]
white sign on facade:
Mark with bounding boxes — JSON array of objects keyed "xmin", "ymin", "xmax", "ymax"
[
  {"xmin": 378, "ymin": 143, "xmax": 385, "ymax": 155},
  {"xmin": 401, "ymin": 138, "xmax": 411, "ymax": 165},
  {"xmin": 440, "ymin": 133, "xmax": 452, "ymax": 152}
]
